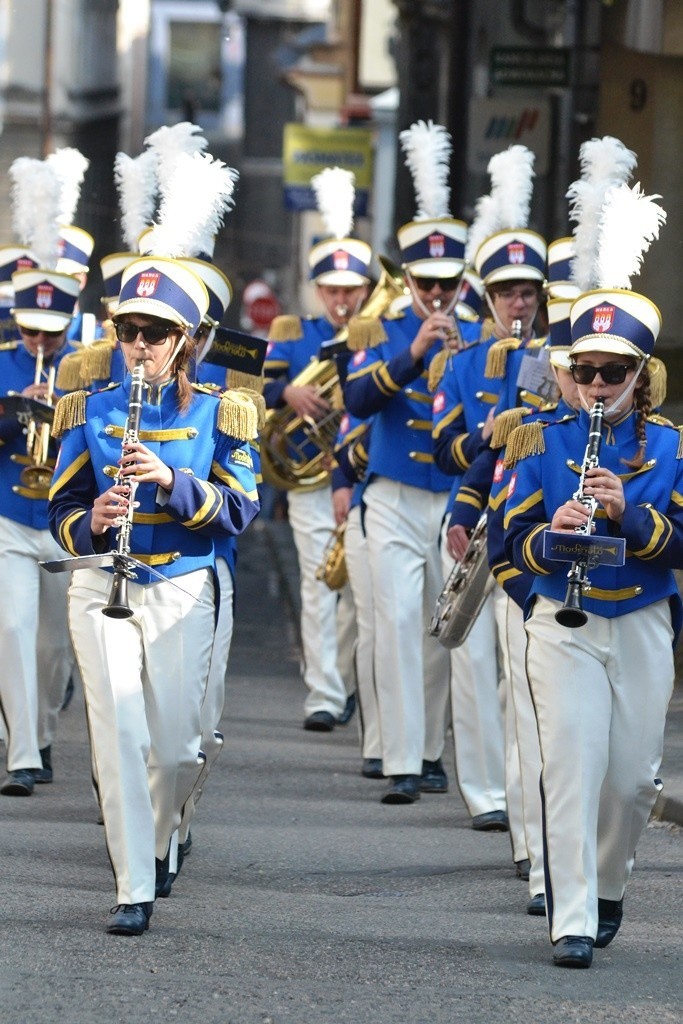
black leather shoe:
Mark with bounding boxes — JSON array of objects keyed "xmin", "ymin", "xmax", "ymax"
[
  {"xmin": 361, "ymin": 758, "xmax": 384, "ymax": 779},
  {"xmin": 337, "ymin": 692, "xmax": 356, "ymax": 725},
  {"xmin": 61, "ymin": 675, "xmax": 75, "ymax": 711},
  {"xmin": 106, "ymin": 902, "xmax": 153, "ymax": 936},
  {"xmin": 595, "ymin": 898, "xmax": 623, "ymax": 948},
  {"xmin": 32, "ymin": 746, "xmax": 53, "ymax": 784},
  {"xmin": 303, "ymin": 711, "xmax": 336, "ymax": 732},
  {"xmin": 155, "ymin": 852, "xmax": 173, "ymax": 898},
  {"xmin": 182, "ymin": 831, "xmax": 193, "ymax": 858},
  {"xmin": 515, "ymin": 858, "xmax": 531, "ymax": 881},
  {"xmin": 552, "ymin": 935, "xmax": 593, "ymax": 968},
  {"xmin": 527, "ymin": 893, "xmax": 546, "ymax": 916},
  {"xmin": 381, "ymin": 774, "xmax": 421, "ymax": 804},
  {"xmin": 471, "ymin": 810, "xmax": 509, "ymax": 832},
  {"xmin": 420, "ymin": 758, "xmax": 448, "ymax": 793},
  {"xmin": 0, "ymin": 769, "xmax": 35, "ymax": 796}
]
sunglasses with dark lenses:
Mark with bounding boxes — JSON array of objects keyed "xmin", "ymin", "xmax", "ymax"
[
  {"xmin": 114, "ymin": 321, "xmax": 174, "ymax": 345},
  {"xmin": 414, "ymin": 275, "xmax": 460, "ymax": 292},
  {"xmin": 21, "ymin": 327, "xmax": 64, "ymax": 338},
  {"xmin": 570, "ymin": 363, "xmax": 633, "ymax": 385}
]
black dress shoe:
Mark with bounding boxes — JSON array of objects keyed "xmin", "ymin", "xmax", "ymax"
[
  {"xmin": 361, "ymin": 758, "xmax": 385, "ymax": 779},
  {"xmin": 515, "ymin": 858, "xmax": 531, "ymax": 881},
  {"xmin": 552, "ymin": 935, "xmax": 593, "ymax": 968},
  {"xmin": 0, "ymin": 769, "xmax": 35, "ymax": 796},
  {"xmin": 182, "ymin": 830, "xmax": 193, "ymax": 858},
  {"xmin": 155, "ymin": 852, "xmax": 173, "ymax": 898},
  {"xmin": 419, "ymin": 758, "xmax": 448, "ymax": 793},
  {"xmin": 471, "ymin": 810, "xmax": 509, "ymax": 832},
  {"xmin": 303, "ymin": 711, "xmax": 336, "ymax": 732},
  {"xmin": 337, "ymin": 692, "xmax": 356, "ymax": 725},
  {"xmin": 32, "ymin": 746, "xmax": 53, "ymax": 784},
  {"xmin": 595, "ymin": 898, "xmax": 623, "ymax": 948},
  {"xmin": 527, "ymin": 893, "xmax": 546, "ymax": 916},
  {"xmin": 381, "ymin": 774, "xmax": 421, "ymax": 804},
  {"xmin": 106, "ymin": 902, "xmax": 153, "ymax": 936}
]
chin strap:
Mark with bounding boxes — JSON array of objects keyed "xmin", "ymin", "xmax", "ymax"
[{"xmin": 578, "ymin": 358, "xmax": 645, "ymax": 418}]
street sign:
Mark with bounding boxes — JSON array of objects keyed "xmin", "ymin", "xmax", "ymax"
[
  {"xmin": 282, "ymin": 123, "xmax": 373, "ymax": 214},
  {"xmin": 491, "ymin": 47, "xmax": 570, "ymax": 89}
]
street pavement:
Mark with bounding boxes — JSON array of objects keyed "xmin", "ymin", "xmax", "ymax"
[{"xmin": 0, "ymin": 518, "xmax": 681, "ymax": 1024}]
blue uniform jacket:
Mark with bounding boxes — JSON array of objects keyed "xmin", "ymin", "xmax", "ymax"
[
  {"xmin": 504, "ymin": 408, "xmax": 683, "ymax": 626},
  {"xmin": 263, "ymin": 317, "xmax": 335, "ymax": 408},
  {"xmin": 333, "ymin": 411, "xmax": 372, "ymax": 511},
  {"xmin": 48, "ymin": 377, "xmax": 260, "ymax": 585}
]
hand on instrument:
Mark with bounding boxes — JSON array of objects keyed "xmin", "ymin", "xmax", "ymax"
[
  {"xmin": 118, "ymin": 440, "xmax": 174, "ymax": 491},
  {"xmin": 91, "ymin": 483, "xmax": 134, "ymax": 535},
  {"xmin": 332, "ymin": 486, "xmax": 352, "ymax": 526},
  {"xmin": 481, "ymin": 408, "xmax": 496, "ymax": 442},
  {"xmin": 583, "ymin": 466, "xmax": 626, "ymax": 522},
  {"xmin": 22, "ymin": 382, "xmax": 50, "ymax": 401},
  {"xmin": 550, "ymin": 499, "xmax": 594, "ymax": 533},
  {"xmin": 447, "ymin": 523, "xmax": 470, "ymax": 562},
  {"xmin": 283, "ymin": 383, "xmax": 330, "ymax": 420},
  {"xmin": 410, "ymin": 312, "xmax": 459, "ymax": 362}
]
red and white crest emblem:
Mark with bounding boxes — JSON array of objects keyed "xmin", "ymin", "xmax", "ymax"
[
  {"xmin": 339, "ymin": 413, "xmax": 350, "ymax": 435},
  {"xmin": 428, "ymin": 234, "xmax": 445, "ymax": 258},
  {"xmin": 351, "ymin": 349, "xmax": 367, "ymax": 366},
  {"xmin": 136, "ymin": 271, "xmax": 160, "ymax": 297},
  {"xmin": 508, "ymin": 472, "xmax": 517, "ymax": 497},
  {"xmin": 592, "ymin": 305, "xmax": 615, "ymax": 333},
  {"xmin": 507, "ymin": 242, "xmax": 525, "ymax": 265},
  {"xmin": 36, "ymin": 284, "xmax": 54, "ymax": 309},
  {"xmin": 433, "ymin": 391, "xmax": 446, "ymax": 414},
  {"xmin": 493, "ymin": 458, "xmax": 505, "ymax": 484},
  {"xmin": 17, "ymin": 256, "xmax": 34, "ymax": 271},
  {"xmin": 333, "ymin": 249, "xmax": 349, "ymax": 271}
]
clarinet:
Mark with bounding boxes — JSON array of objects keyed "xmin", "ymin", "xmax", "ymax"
[
  {"xmin": 102, "ymin": 362, "xmax": 145, "ymax": 619},
  {"xmin": 554, "ymin": 398, "xmax": 605, "ymax": 628}
]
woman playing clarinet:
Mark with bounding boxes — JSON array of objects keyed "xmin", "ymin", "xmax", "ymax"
[{"xmin": 48, "ymin": 257, "xmax": 260, "ymax": 935}]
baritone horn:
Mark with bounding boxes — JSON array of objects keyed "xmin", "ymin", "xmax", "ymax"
[{"xmin": 428, "ymin": 513, "xmax": 494, "ymax": 648}]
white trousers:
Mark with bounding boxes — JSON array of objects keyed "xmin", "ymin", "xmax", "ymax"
[
  {"xmin": 525, "ymin": 595, "xmax": 674, "ymax": 942},
  {"xmin": 364, "ymin": 478, "xmax": 450, "ymax": 776},
  {"xmin": 287, "ymin": 486, "xmax": 353, "ymax": 717},
  {"xmin": 0, "ymin": 516, "xmax": 73, "ymax": 771},
  {"xmin": 492, "ymin": 588, "xmax": 527, "ymax": 864},
  {"xmin": 440, "ymin": 527, "xmax": 506, "ymax": 817},
  {"xmin": 69, "ymin": 566, "xmax": 215, "ymax": 905},
  {"xmin": 344, "ymin": 504, "xmax": 381, "ymax": 760}
]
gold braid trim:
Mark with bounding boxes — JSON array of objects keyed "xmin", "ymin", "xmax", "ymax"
[
  {"xmin": 484, "ymin": 337, "xmax": 524, "ymax": 379},
  {"xmin": 491, "ymin": 407, "xmax": 527, "ymax": 450},
  {"xmin": 427, "ymin": 348, "xmax": 449, "ymax": 393},
  {"xmin": 81, "ymin": 339, "xmax": 116, "ymax": 385},
  {"xmin": 231, "ymin": 387, "xmax": 266, "ymax": 431},
  {"xmin": 217, "ymin": 390, "xmax": 258, "ymax": 441},
  {"xmin": 51, "ymin": 390, "xmax": 88, "ymax": 437},
  {"xmin": 267, "ymin": 315, "xmax": 303, "ymax": 342},
  {"xmin": 226, "ymin": 369, "xmax": 265, "ymax": 394},
  {"xmin": 648, "ymin": 356, "xmax": 667, "ymax": 409},
  {"xmin": 503, "ymin": 421, "xmax": 546, "ymax": 468},
  {"xmin": 55, "ymin": 351, "xmax": 85, "ymax": 391},
  {"xmin": 347, "ymin": 315, "xmax": 386, "ymax": 351}
]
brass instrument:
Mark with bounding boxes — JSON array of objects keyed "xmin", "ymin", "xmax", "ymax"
[
  {"xmin": 428, "ymin": 513, "xmax": 494, "ymax": 648},
  {"xmin": 315, "ymin": 521, "xmax": 348, "ymax": 591},
  {"xmin": 12, "ymin": 344, "xmax": 57, "ymax": 493},
  {"xmin": 555, "ymin": 399, "xmax": 605, "ymax": 628},
  {"xmin": 259, "ymin": 257, "xmax": 408, "ymax": 493}
]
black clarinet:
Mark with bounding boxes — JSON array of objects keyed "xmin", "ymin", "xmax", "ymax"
[
  {"xmin": 555, "ymin": 399, "xmax": 605, "ymax": 628},
  {"xmin": 102, "ymin": 362, "xmax": 145, "ymax": 619}
]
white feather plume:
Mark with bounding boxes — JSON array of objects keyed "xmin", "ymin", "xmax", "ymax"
[
  {"xmin": 596, "ymin": 182, "xmax": 666, "ymax": 289},
  {"xmin": 144, "ymin": 122, "xmax": 208, "ymax": 195},
  {"xmin": 9, "ymin": 157, "xmax": 62, "ymax": 269},
  {"xmin": 567, "ymin": 136, "xmax": 638, "ymax": 290},
  {"xmin": 145, "ymin": 151, "xmax": 239, "ymax": 259},
  {"xmin": 465, "ymin": 193, "xmax": 499, "ymax": 264},
  {"xmin": 46, "ymin": 147, "xmax": 89, "ymax": 225},
  {"xmin": 399, "ymin": 120, "xmax": 452, "ymax": 219},
  {"xmin": 311, "ymin": 167, "xmax": 355, "ymax": 239},
  {"xmin": 487, "ymin": 145, "xmax": 535, "ymax": 230},
  {"xmin": 114, "ymin": 150, "xmax": 159, "ymax": 250}
]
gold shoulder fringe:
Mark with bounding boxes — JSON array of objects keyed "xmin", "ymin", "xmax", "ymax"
[
  {"xmin": 484, "ymin": 337, "xmax": 523, "ymax": 379},
  {"xmin": 647, "ymin": 412, "xmax": 673, "ymax": 427},
  {"xmin": 347, "ymin": 315, "xmax": 386, "ymax": 351},
  {"xmin": 491, "ymin": 407, "xmax": 527, "ymax": 450},
  {"xmin": 480, "ymin": 319, "xmax": 496, "ymax": 341},
  {"xmin": 427, "ymin": 348, "xmax": 449, "ymax": 393},
  {"xmin": 51, "ymin": 390, "xmax": 88, "ymax": 438},
  {"xmin": 267, "ymin": 315, "xmax": 303, "ymax": 342},
  {"xmin": 0, "ymin": 340, "xmax": 19, "ymax": 351},
  {"xmin": 648, "ymin": 356, "xmax": 667, "ymax": 409},
  {"xmin": 81, "ymin": 339, "xmax": 116, "ymax": 385},
  {"xmin": 230, "ymin": 387, "xmax": 266, "ymax": 431},
  {"xmin": 55, "ymin": 351, "xmax": 85, "ymax": 392},
  {"xmin": 226, "ymin": 369, "xmax": 265, "ymax": 394},
  {"xmin": 503, "ymin": 421, "xmax": 546, "ymax": 469},
  {"xmin": 217, "ymin": 390, "xmax": 258, "ymax": 442}
]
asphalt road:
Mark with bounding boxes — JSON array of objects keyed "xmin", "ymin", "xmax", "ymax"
[{"xmin": 1, "ymin": 521, "xmax": 682, "ymax": 1024}]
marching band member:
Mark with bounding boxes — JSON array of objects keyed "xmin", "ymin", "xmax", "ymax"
[
  {"xmin": 504, "ymin": 183, "xmax": 675, "ymax": 968},
  {"xmin": 48, "ymin": 257, "xmax": 260, "ymax": 934},
  {"xmin": 263, "ymin": 167, "xmax": 368, "ymax": 732}
]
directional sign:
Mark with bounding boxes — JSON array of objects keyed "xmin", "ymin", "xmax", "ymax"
[{"xmin": 491, "ymin": 47, "xmax": 570, "ymax": 89}]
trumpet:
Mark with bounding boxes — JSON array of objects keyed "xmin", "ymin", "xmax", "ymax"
[{"xmin": 12, "ymin": 344, "xmax": 57, "ymax": 493}]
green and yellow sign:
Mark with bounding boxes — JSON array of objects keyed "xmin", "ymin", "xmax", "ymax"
[{"xmin": 282, "ymin": 124, "xmax": 374, "ymax": 215}]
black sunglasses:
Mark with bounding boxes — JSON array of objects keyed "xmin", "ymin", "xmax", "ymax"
[
  {"xmin": 414, "ymin": 275, "xmax": 460, "ymax": 292},
  {"xmin": 570, "ymin": 363, "xmax": 634, "ymax": 385},
  {"xmin": 21, "ymin": 326, "xmax": 64, "ymax": 338},
  {"xmin": 113, "ymin": 321, "xmax": 176, "ymax": 345}
]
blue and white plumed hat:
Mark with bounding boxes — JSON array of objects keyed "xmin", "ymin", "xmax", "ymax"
[
  {"xmin": 546, "ymin": 238, "xmax": 579, "ymax": 300},
  {"xmin": 113, "ymin": 257, "xmax": 209, "ymax": 333},
  {"xmin": 56, "ymin": 224, "xmax": 95, "ymax": 275},
  {"xmin": 0, "ymin": 245, "xmax": 39, "ymax": 295},
  {"xmin": 100, "ymin": 252, "xmax": 140, "ymax": 307},
  {"xmin": 308, "ymin": 167, "xmax": 371, "ymax": 286},
  {"xmin": 569, "ymin": 182, "xmax": 666, "ymax": 360},
  {"xmin": 456, "ymin": 269, "xmax": 485, "ymax": 321},
  {"xmin": 178, "ymin": 257, "xmax": 232, "ymax": 327},
  {"xmin": 11, "ymin": 269, "xmax": 80, "ymax": 331},
  {"xmin": 547, "ymin": 297, "xmax": 573, "ymax": 369},
  {"xmin": 396, "ymin": 121, "xmax": 466, "ymax": 278}
]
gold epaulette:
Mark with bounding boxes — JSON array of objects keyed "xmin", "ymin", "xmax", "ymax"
[
  {"xmin": 649, "ymin": 356, "xmax": 667, "ymax": 409},
  {"xmin": 0, "ymin": 340, "xmax": 19, "ymax": 351},
  {"xmin": 502, "ymin": 421, "xmax": 547, "ymax": 469},
  {"xmin": 81, "ymin": 339, "xmax": 116, "ymax": 385},
  {"xmin": 226, "ymin": 369, "xmax": 265, "ymax": 394},
  {"xmin": 51, "ymin": 390, "xmax": 88, "ymax": 438},
  {"xmin": 230, "ymin": 387, "xmax": 266, "ymax": 431},
  {"xmin": 267, "ymin": 315, "xmax": 303, "ymax": 342},
  {"xmin": 55, "ymin": 351, "xmax": 85, "ymax": 392},
  {"xmin": 484, "ymin": 336, "xmax": 524, "ymax": 379},
  {"xmin": 217, "ymin": 390, "xmax": 258, "ymax": 442},
  {"xmin": 480, "ymin": 320, "xmax": 496, "ymax": 341},
  {"xmin": 427, "ymin": 348, "xmax": 449, "ymax": 393},
  {"xmin": 192, "ymin": 381, "xmax": 220, "ymax": 395},
  {"xmin": 647, "ymin": 412, "xmax": 673, "ymax": 427},
  {"xmin": 347, "ymin": 315, "xmax": 386, "ymax": 351},
  {"xmin": 491, "ymin": 407, "xmax": 532, "ymax": 450}
]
